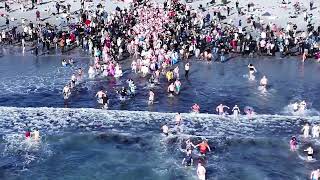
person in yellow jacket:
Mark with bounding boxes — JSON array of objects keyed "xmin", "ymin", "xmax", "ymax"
[{"xmin": 166, "ymin": 70, "xmax": 173, "ymax": 82}]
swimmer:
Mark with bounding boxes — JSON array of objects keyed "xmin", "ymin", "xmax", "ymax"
[
  {"xmin": 148, "ymin": 90, "xmax": 154, "ymax": 105},
  {"xmin": 197, "ymin": 162, "xmax": 206, "ymax": 180},
  {"xmin": 260, "ymin": 75, "xmax": 268, "ymax": 87},
  {"xmin": 167, "ymin": 83, "xmax": 175, "ymax": 97},
  {"xmin": 161, "ymin": 123, "xmax": 169, "ymax": 136},
  {"xmin": 232, "ymin": 105, "xmax": 240, "ymax": 119},
  {"xmin": 102, "ymin": 94, "xmax": 109, "ymax": 109},
  {"xmin": 175, "ymin": 113, "xmax": 182, "ymax": 125},
  {"xmin": 216, "ymin": 104, "xmax": 230, "ymax": 115},
  {"xmin": 312, "ymin": 125, "xmax": 319, "ymax": 138},
  {"xmin": 304, "ymin": 146, "xmax": 314, "ymax": 161},
  {"xmin": 182, "ymin": 149, "xmax": 193, "ymax": 167},
  {"xmin": 63, "ymin": 84, "xmax": 71, "ymax": 100},
  {"xmin": 166, "ymin": 70, "xmax": 174, "ymax": 82},
  {"xmin": 195, "ymin": 140, "xmax": 211, "ymax": 155},
  {"xmin": 311, "ymin": 169, "xmax": 320, "ymax": 180},
  {"xmin": 69, "ymin": 58, "xmax": 74, "ymax": 65},
  {"xmin": 191, "ymin": 103, "xmax": 200, "ymax": 113},
  {"xmin": 289, "ymin": 136, "xmax": 297, "ymax": 151},
  {"xmin": 302, "ymin": 123, "xmax": 310, "ymax": 138}
]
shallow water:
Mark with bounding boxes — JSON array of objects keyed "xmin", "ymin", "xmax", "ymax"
[
  {"xmin": 1, "ymin": 48, "xmax": 320, "ymax": 115},
  {"xmin": 1, "ymin": 47, "xmax": 320, "ymax": 179},
  {"xmin": 0, "ymin": 107, "xmax": 320, "ymax": 179}
]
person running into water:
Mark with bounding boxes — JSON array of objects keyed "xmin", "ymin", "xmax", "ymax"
[
  {"xmin": 197, "ymin": 162, "xmax": 206, "ymax": 180},
  {"xmin": 299, "ymin": 100, "xmax": 307, "ymax": 112},
  {"xmin": 292, "ymin": 102, "xmax": 299, "ymax": 112},
  {"xmin": 191, "ymin": 103, "xmax": 200, "ymax": 113},
  {"xmin": 182, "ymin": 149, "xmax": 193, "ymax": 167},
  {"xmin": 70, "ymin": 73, "xmax": 77, "ymax": 88},
  {"xmin": 148, "ymin": 90, "xmax": 154, "ymax": 105},
  {"xmin": 31, "ymin": 128, "xmax": 40, "ymax": 141},
  {"xmin": 161, "ymin": 123, "xmax": 169, "ymax": 136},
  {"xmin": 312, "ymin": 124, "xmax": 319, "ymax": 138},
  {"xmin": 174, "ymin": 79, "xmax": 181, "ymax": 94},
  {"xmin": 185, "ymin": 139, "xmax": 196, "ymax": 151},
  {"xmin": 216, "ymin": 104, "xmax": 230, "ymax": 115},
  {"xmin": 232, "ymin": 105, "xmax": 240, "ymax": 119},
  {"xmin": 195, "ymin": 140, "xmax": 211, "ymax": 155},
  {"xmin": 167, "ymin": 83, "xmax": 175, "ymax": 97},
  {"xmin": 95, "ymin": 89, "xmax": 106, "ymax": 106},
  {"xmin": 311, "ymin": 169, "xmax": 320, "ymax": 180},
  {"xmin": 175, "ymin": 113, "xmax": 182, "ymax": 125},
  {"xmin": 63, "ymin": 84, "xmax": 71, "ymax": 100},
  {"xmin": 302, "ymin": 123, "xmax": 310, "ymax": 138},
  {"xmin": 248, "ymin": 64, "xmax": 257, "ymax": 80},
  {"xmin": 289, "ymin": 136, "xmax": 298, "ymax": 151},
  {"xmin": 304, "ymin": 146, "xmax": 314, "ymax": 161},
  {"xmin": 185, "ymin": 62, "xmax": 190, "ymax": 78}
]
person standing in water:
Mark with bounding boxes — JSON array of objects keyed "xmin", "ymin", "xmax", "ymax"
[
  {"xmin": 95, "ymin": 89, "xmax": 106, "ymax": 105},
  {"xmin": 63, "ymin": 84, "xmax": 71, "ymax": 100},
  {"xmin": 232, "ymin": 105, "xmax": 240, "ymax": 119},
  {"xmin": 248, "ymin": 64, "xmax": 257, "ymax": 80},
  {"xmin": 311, "ymin": 169, "xmax": 320, "ymax": 180},
  {"xmin": 302, "ymin": 123, "xmax": 310, "ymax": 138},
  {"xmin": 182, "ymin": 149, "xmax": 193, "ymax": 167},
  {"xmin": 260, "ymin": 75, "xmax": 268, "ymax": 87},
  {"xmin": 299, "ymin": 100, "xmax": 307, "ymax": 111},
  {"xmin": 148, "ymin": 90, "xmax": 154, "ymax": 105},
  {"xmin": 192, "ymin": 103, "xmax": 200, "ymax": 113},
  {"xmin": 175, "ymin": 113, "xmax": 182, "ymax": 125},
  {"xmin": 216, "ymin": 104, "xmax": 230, "ymax": 115},
  {"xmin": 174, "ymin": 79, "xmax": 181, "ymax": 94},
  {"xmin": 185, "ymin": 62, "xmax": 190, "ymax": 78},
  {"xmin": 197, "ymin": 162, "xmax": 206, "ymax": 180},
  {"xmin": 161, "ymin": 123, "xmax": 169, "ymax": 136},
  {"xmin": 31, "ymin": 128, "xmax": 40, "ymax": 141},
  {"xmin": 195, "ymin": 140, "xmax": 211, "ymax": 155},
  {"xmin": 312, "ymin": 124, "xmax": 320, "ymax": 138},
  {"xmin": 289, "ymin": 136, "xmax": 298, "ymax": 151},
  {"xmin": 167, "ymin": 83, "xmax": 175, "ymax": 97},
  {"xmin": 304, "ymin": 146, "xmax": 314, "ymax": 161}
]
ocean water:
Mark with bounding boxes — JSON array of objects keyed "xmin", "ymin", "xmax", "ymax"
[
  {"xmin": 0, "ymin": 107, "xmax": 320, "ymax": 180},
  {"xmin": 1, "ymin": 47, "xmax": 320, "ymax": 179}
]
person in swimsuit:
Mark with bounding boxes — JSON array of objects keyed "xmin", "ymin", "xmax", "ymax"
[
  {"xmin": 25, "ymin": 128, "xmax": 31, "ymax": 139},
  {"xmin": 197, "ymin": 162, "xmax": 206, "ymax": 180},
  {"xmin": 232, "ymin": 105, "xmax": 240, "ymax": 119},
  {"xmin": 148, "ymin": 90, "xmax": 155, "ymax": 104},
  {"xmin": 161, "ymin": 123, "xmax": 169, "ymax": 136},
  {"xmin": 196, "ymin": 140, "xmax": 211, "ymax": 155},
  {"xmin": 167, "ymin": 83, "xmax": 175, "ymax": 96},
  {"xmin": 289, "ymin": 136, "xmax": 297, "ymax": 151},
  {"xmin": 304, "ymin": 146, "xmax": 314, "ymax": 161},
  {"xmin": 248, "ymin": 64, "xmax": 257, "ymax": 79},
  {"xmin": 185, "ymin": 139, "xmax": 196, "ymax": 151},
  {"xmin": 192, "ymin": 104, "xmax": 200, "ymax": 113},
  {"xmin": 311, "ymin": 169, "xmax": 320, "ymax": 180},
  {"xmin": 182, "ymin": 149, "xmax": 193, "ymax": 167}
]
